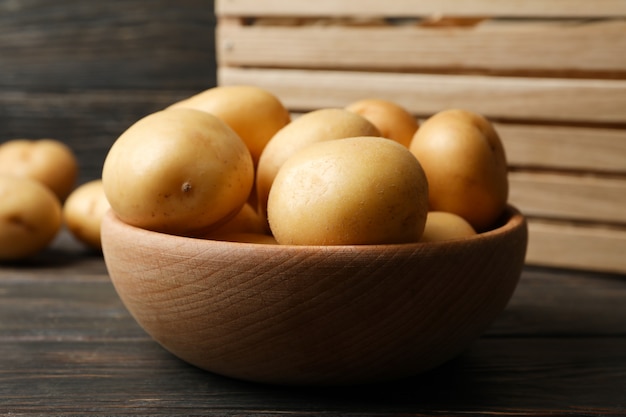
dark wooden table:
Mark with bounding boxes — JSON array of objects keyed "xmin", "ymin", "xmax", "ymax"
[{"xmin": 1, "ymin": 230, "xmax": 625, "ymax": 416}]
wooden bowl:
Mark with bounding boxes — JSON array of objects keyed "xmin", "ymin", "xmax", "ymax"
[{"xmin": 101, "ymin": 205, "xmax": 527, "ymax": 386}]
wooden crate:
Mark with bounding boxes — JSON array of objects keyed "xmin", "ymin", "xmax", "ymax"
[{"xmin": 215, "ymin": 0, "xmax": 626, "ymax": 274}]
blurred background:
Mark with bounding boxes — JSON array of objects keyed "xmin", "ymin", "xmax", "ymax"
[{"xmin": 0, "ymin": 0, "xmax": 217, "ymax": 184}]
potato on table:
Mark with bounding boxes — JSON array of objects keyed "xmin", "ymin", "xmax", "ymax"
[
  {"xmin": 0, "ymin": 138, "xmax": 78, "ymax": 201},
  {"xmin": 0, "ymin": 175, "xmax": 62, "ymax": 261},
  {"xmin": 63, "ymin": 179, "xmax": 111, "ymax": 250}
]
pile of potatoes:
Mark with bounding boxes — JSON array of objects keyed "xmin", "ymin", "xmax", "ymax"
[
  {"xmin": 102, "ymin": 85, "xmax": 509, "ymax": 246},
  {"xmin": 0, "ymin": 84, "xmax": 509, "ymax": 260},
  {"xmin": 0, "ymin": 139, "xmax": 110, "ymax": 261}
]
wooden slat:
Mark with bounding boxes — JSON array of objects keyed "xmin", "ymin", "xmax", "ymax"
[
  {"xmin": 218, "ymin": 67, "xmax": 626, "ymax": 124},
  {"xmin": 218, "ymin": 19, "xmax": 626, "ymax": 74},
  {"xmin": 497, "ymin": 124, "xmax": 626, "ymax": 174},
  {"xmin": 0, "ymin": 0, "xmax": 217, "ymax": 188},
  {"xmin": 3, "ymin": 338, "xmax": 626, "ymax": 413},
  {"xmin": 526, "ymin": 219, "xmax": 626, "ymax": 273},
  {"xmin": 493, "ymin": 267, "xmax": 626, "ymax": 337},
  {"xmin": 216, "ymin": 0, "xmax": 626, "ymax": 18},
  {"xmin": 0, "ymin": 0, "xmax": 216, "ymax": 92},
  {"xmin": 509, "ymin": 171, "xmax": 626, "ymax": 224}
]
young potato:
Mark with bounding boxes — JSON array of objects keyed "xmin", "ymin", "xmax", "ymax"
[
  {"xmin": 256, "ymin": 108, "xmax": 380, "ymax": 223},
  {"xmin": 0, "ymin": 175, "xmax": 62, "ymax": 261},
  {"xmin": 102, "ymin": 108, "xmax": 254, "ymax": 236},
  {"xmin": 203, "ymin": 203, "xmax": 266, "ymax": 238},
  {"xmin": 0, "ymin": 138, "xmax": 78, "ymax": 201},
  {"xmin": 63, "ymin": 179, "xmax": 111, "ymax": 250},
  {"xmin": 267, "ymin": 136, "xmax": 429, "ymax": 246},
  {"xmin": 168, "ymin": 85, "xmax": 291, "ymax": 166},
  {"xmin": 345, "ymin": 98, "xmax": 419, "ymax": 147},
  {"xmin": 420, "ymin": 211, "xmax": 477, "ymax": 242},
  {"xmin": 409, "ymin": 109, "xmax": 508, "ymax": 232}
]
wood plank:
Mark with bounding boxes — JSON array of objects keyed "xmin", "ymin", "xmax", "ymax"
[
  {"xmin": 0, "ymin": 0, "xmax": 216, "ymax": 92},
  {"xmin": 216, "ymin": 0, "xmax": 626, "ymax": 18},
  {"xmin": 0, "ymin": 0, "xmax": 217, "ymax": 189},
  {"xmin": 525, "ymin": 219, "xmax": 626, "ymax": 273},
  {"xmin": 1, "ymin": 338, "xmax": 625, "ymax": 414},
  {"xmin": 0, "ymin": 271, "xmax": 143, "ymax": 342},
  {"xmin": 493, "ymin": 266, "xmax": 626, "ymax": 337},
  {"xmin": 509, "ymin": 171, "xmax": 626, "ymax": 224},
  {"xmin": 498, "ymin": 124, "xmax": 626, "ymax": 173},
  {"xmin": 218, "ymin": 19, "xmax": 626, "ymax": 73},
  {"xmin": 218, "ymin": 67, "xmax": 626, "ymax": 124}
]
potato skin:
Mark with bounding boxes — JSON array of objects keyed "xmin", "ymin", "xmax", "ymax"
[
  {"xmin": 256, "ymin": 108, "xmax": 380, "ymax": 222},
  {"xmin": 0, "ymin": 175, "xmax": 62, "ymax": 261},
  {"xmin": 268, "ymin": 136, "xmax": 429, "ymax": 245},
  {"xmin": 409, "ymin": 109, "xmax": 508, "ymax": 232},
  {"xmin": 0, "ymin": 139, "xmax": 78, "ymax": 201},
  {"xmin": 203, "ymin": 203, "xmax": 266, "ymax": 238},
  {"xmin": 345, "ymin": 98, "xmax": 419, "ymax": 147},
  {"xmin": 102, "ymin": 108, "xmax": 254, "ymax": 236},
  {"xmin": 420, "ymin": 211, "xmax": 476, "ymax": 242},
  {"xmin": 169, "ymin": 85, "xmax": 291, "ymax": 166},
  {"xmin": 63, "ymin": 179, "xmax": 111, "ymax": 249}
]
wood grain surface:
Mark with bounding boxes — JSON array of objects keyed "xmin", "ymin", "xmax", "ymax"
[
  {"xmin": 216, "ymin": 0, "xmax": 626, "ymax": 18},
  {"xmin": 219, "ymin": 67, "xmax": 626, "ymax": 124},
  {"xmin": 0, "ymin": 0, "xmax": 217, "ymax": 184},
  {"xmin": 218, "ymin": 18, "xmax": 626, "ymax": 74}
]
